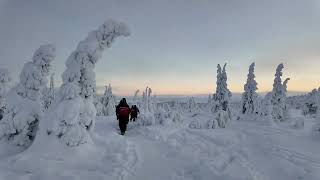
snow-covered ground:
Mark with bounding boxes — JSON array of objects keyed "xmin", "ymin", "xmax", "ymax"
[{"xmin": 0, "ymin": 110, "xmax": 319, "ymax": 180}]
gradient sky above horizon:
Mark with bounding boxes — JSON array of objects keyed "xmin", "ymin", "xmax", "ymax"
[{"xmin": 0, "ymin": 0, "xmax": 320, "ymax": 96}]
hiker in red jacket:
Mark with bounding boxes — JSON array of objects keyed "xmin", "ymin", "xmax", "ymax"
[{"xmin": 116, "ymin": 98, "xmax": 131, "ymax": 135}]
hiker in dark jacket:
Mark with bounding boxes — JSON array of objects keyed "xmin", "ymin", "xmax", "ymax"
[
  {"xmin": 130, "ymin": 105, "xmax": 140, "ymax": 122},
  {"xmin": 116, "ymin": 98, "xmax": 131, "ymax": 135}
]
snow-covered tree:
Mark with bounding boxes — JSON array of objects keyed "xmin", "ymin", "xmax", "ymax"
[
  {"xmin": 47, "ymin": 20, "xmax": 130, "ymax": 146},
  {"xmin": 212, "ymin": 63, "xmax": 232, "ymax": 113},
  {"xmin": 100, "ymin": 84, "xmax": 116, "ymax": 116},
  {"xmin": 187, "ymin": 97, "xmax": 199, "ymax": 113},
  {"xmin": 241, "ymin": 63, "xmax": 258, "ymax": 114},
  {"xmin": 0, "ymin": 44, "xmax": 55, "ymax": 147},
  {"xmin": 41, "ymin": 73, "xmax": 55, "ymax": 111},
  {"xmin": 270, "ymin": 63, "xmax": 290, "ymax": 121},
  {"xmin": 137, "ymin": 87, "xmax": 156, "ymax": 126},
  {"xmin": 0, "ymin": 68, "xmax": 11, "ymax": 120},
  {"xmin": 209, "ymin": 63, "xmax": 232, "ymax": 128}
]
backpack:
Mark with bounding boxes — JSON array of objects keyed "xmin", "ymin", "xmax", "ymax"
[{"xmin": 118, "ymin": 107, "xmax": 130, "ymax": 118}]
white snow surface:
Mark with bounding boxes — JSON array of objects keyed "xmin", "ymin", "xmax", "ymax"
[{"xmin": 0, "ymin": 109, "xmax": 320, "ymax": 180}]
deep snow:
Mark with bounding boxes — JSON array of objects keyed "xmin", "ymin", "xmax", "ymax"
[{"xmin": 0, "ymin": 111, "xmax": 320, "ymax": 180}]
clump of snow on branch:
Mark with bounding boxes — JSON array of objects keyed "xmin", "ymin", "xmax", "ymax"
[
  {"xmin": 0, "ymin": 68, "xmax": 11, "ymax": 120},
  {"xmin": 47, "ymin": 20, "xmax": 130, "ymax": 146},
  {"xmin": 0, "ymin": 44, "xmax": 55, "ymax": 147}
]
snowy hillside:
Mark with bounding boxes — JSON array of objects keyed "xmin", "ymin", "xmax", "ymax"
[{"xmin": 0, "ymin": 110, "xmax": 319, "ymax": 180}]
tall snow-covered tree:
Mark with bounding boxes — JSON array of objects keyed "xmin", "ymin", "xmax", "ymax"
[
  {"xmin": 0, "ymin": 68, "xmax": 11, "ymax": 120},
  {"xmin": 209, "ymin": 63, "xmax": 232, "ymax": 128},
  {"xmin": 212, "ymin": 63, "xmax": 232, "ymax": 113},
  {"xmin": 0, "ymin": 44, "xmax": 55, "ymax": 147},
  {"xmin": 47, "ymin": 20, "xmax": 130, "ymax": 146},
  {"xmin": 41, "ymin": 73, "xmax": 55, "ymax": 111},
  {"xmin": 100, "ymin": 84, "xmax": 116, "ymax": 116},
  {"xmin": 270, "ymin": 63, "xmax": 290, "ymax": 121},
  {"xmin": 241, "ymin": 62, "xmax": 258, "ymax": 114}
]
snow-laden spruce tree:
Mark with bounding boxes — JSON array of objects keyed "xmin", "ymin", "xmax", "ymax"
[
  {"xmin": 212, "ymin": 63, "xmax": 232, "ymax": 113},
  {"xmin": 0, "ymin": 68, "xmax": 11, "ymax": 120},
  {"xmin": 270, "ymin": 63, "xmax": 290, "ymax": 121},
  {"xmin": 0, "ymin": 44, "xmax": 55, "ymax": 147},
  {"xmin": 47, "ymin": 20, "xmax": 130, "ymax": 146},
  {"xmin": 241, "ymin": 63, "xmax": 258, "ymax": 114},
  {"xmin": 100, "ymin": 84, "xmax": 116, "ymax": 116},
  {"xmin": 41, "ymin": 73, "xmax": 55, "ymax": 111},
  {"xmin": 210, "ymin": 63, "xmax": 232, "ymax": 128}
]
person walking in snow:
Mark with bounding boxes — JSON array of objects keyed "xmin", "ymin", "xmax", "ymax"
[
  {"xmin": 130, "ymin": 105, "xmax": 140, "ymax": 122},
  {"xmin": 116, "ymin": 98, "xmax": 131, "ymax": 135}
]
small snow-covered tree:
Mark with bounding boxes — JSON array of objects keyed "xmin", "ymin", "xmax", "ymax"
[
  {"xmin": 187, "ymin": 97, "xmax": 199, "ymax": 113},
  {"xmin": 47, "ymin": 20, "xmax": 130, "ymax": 146},
  {"xmin": 0, "ymin": 44, "xmax": 55, "ymax": 147},
  {"xmin": 137, "ymin": 87, "xmax": 156, "ymax": 126},
  {"xmin": 0, "ymin": 68, "xmax": 11, "ymax": 120},
  {"xmin": 241, "ymin": 62, "xmax": 258, "ymax": 114},
  {"xmin": 270, "ymin": 63, "xmax": 290, "ymax": 121},
  {"xmin": 41, "ymin": 73, "xmax": 55, "ymax": 111},
  {"xmin": 100, "ymin": 84, "xmax": 116, "ymax": 116}
]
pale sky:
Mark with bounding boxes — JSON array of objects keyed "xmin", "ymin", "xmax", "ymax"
[{"xmin": 0, "ymin": 0, "xmax": 320, "ymax": 95}]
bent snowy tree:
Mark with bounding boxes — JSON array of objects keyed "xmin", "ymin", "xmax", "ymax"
[
  {"xmin": 48, "ymin": 20, "xmax": 130, "ymax": 146},
  {"xmin": 270, "ymin": 63, "xmax": 290, "ymax": 121},
  {"xmin": 0, "ymin": 44, "xmax": 55, "ymax": 147}
]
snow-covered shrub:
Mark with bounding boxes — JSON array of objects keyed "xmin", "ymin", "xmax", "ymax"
[
  {"xmin": 154, "ymin": 105, "xmax": 170, "ymax": 125},
  {"xmin": 47, "ymin": 20, "xmax": 130, "ymax": 146},
  {"xmin": 0, "ymin": 44, "xmax": 55, "ymax": 147},
  {"xmin": 137, "ymin": 113, "xmax": 155, "ymax": 126},
  {"xmin": 270, "ymin": 63, "xmax": 290, "ymax": 121},
  {"xmin": 241, "ymin": 63, "xmax": 258, "ymax": 114},
  {"xmin": 186, "ymin": 97, "xmax": 199, "ymax": 113},
  {"xmin": 41, "ymin": 73, "xmax": 55, "ymax": 111},
  {"xmin": 290, "ymin": 117, "xmax": 305, "ymax": 129},
  {"xmin": 100, "ymin": 84, "xmax": 116, "ymax": 116},
  {"xmin": 0, "ymin": 68, "xmax": 11, "ymax": 120},
  {"xmin": 189, "ymin": 118, "xmax": 204, "ymax": 129},
  {"xmin": 207, "ymin": 118, "xmax": 218, "ymax": 129},
  {"xmin": 302, "ymin": 88, "xmax": 320, "ymax": 116},
  {"xmin": 170, "ymin": 101, "xmax": 183, "ymax": 123},
  {"xmin": 216, "ymin": 110, "xmax": 230, "ymax": 128}
]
